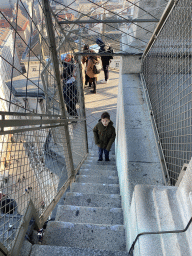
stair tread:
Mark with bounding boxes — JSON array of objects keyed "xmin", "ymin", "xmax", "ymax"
[
  {"xmin": 30, "ymin": 244, "xmax": 129, "ymax": 256},
  {"xmin": 33, "ymin": 153, "xmax": 126, "ymax": 255},
  {"xmin": 79, "ymin": 169, "xmax": 118, "ymax": 176},
  {"xmin": 76, "ymin": 175, "xmax": 119, "ymax": 184},
  {"xmin": 55, "ymin": 205, "xmax": 123, "ymax": 225},
  {"xmin": 71, "ymin": 182, "xmax": 120, "ymax": 195},
  {"xmin": 134, "ymin": 184, "xmax": 191, "ymax": 256},
  {"xmin": 43, "ymin": 221, "xmax": 126, "ymax": 251},
  {"xmin": 64, "ymin": 192, "xmax": 121, "ymax": 208},
  {"xmin": 153, "ymin": 187, "xmax": 191, "ymax": 256},
  {"xmin": 81, "ymin": 163, "xmax": 117, "ymax": 170}
]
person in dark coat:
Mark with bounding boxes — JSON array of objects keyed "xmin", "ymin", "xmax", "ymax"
[
  {"xmin": 62, "ymin": 53, "xmax": 74, "ymax": 81},
  {"xmin": 96, "ymin": 38, "xmax": 113, "ymax": 84},
  {"xmin": 62, "ymin": 54, "xmax": 78, "ymax": 116},
  {"xmin": 93, "ymin": 112, "xmax": 116, "ymax": 161}
]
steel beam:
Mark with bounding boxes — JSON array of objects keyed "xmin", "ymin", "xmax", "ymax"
[
  {"xmin": 59, "ymin": 18, "xmax": 159, "ymax": 25},
  {"xmin": 75, "ymin": 52, "xmax": 143, "ymax": 56}
]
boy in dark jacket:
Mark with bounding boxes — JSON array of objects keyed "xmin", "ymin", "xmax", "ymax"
[{"xmin": 93, "ymin": 112, "xmax": 116, "ymax": 161}]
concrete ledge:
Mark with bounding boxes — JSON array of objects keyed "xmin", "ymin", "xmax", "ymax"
[
  {"xmin": 120, "ymin": 56, "xmax": 142, "ymax": 74},
  {"xmin": 116, "ymin": 67, "xmax": 164, "ymax": 250}
]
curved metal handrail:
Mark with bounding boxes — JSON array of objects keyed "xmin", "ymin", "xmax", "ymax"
[{"xmin": 128, "ymin": 217, "xmax": 192, "ymax": 255}]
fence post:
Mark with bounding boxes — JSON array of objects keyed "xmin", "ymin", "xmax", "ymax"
[
  {"xmin": 42, "ymin": 0, "xmax": 75, "ymax": 177},
  {"xmin": 77, "ymin": 56, "xmax": 89, "ymax": 154}
]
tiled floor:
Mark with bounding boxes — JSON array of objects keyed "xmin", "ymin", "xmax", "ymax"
[{"xmin": 84, "ymin": 68, "xmax": 119, "ymax": 154}]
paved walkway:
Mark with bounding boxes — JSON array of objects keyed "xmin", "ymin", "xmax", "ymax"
[{"xmin": 84, "ymin": 68, "xmax": 119, "ymax": 155}]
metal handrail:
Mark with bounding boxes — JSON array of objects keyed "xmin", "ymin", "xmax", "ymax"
[
  {"xmin": 0, "ymin": 248, "xmax": 7, "ymax": 256},
  {"xmin": 128, "ymin": 217, "xmax": 192, "ymax": 255}
]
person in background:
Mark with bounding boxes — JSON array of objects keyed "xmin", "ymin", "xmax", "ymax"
[
  {"xmin": 82, "ymin": 44, "xmax": 90, "ymax": 87},
  {"xmin": 93, "ymin": 112, "xmax": 116, "ymax": 161},
  {"xmin": 96, "ymin": 38, "xmax": 113, "ymax": 84},
  {"xmin": 62, "ymin": 53, "xmax": 78, "ymax": 116},
  {"xmin": 62, "ymin": 53, "xmax": 74, "ymax": 81},
  {"xmin": 86, "ymin": 50, "xmax": 100, "ymax": 94}
]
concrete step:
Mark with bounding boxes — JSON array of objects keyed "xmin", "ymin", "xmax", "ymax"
[
  {"xmin": 133, "ymin": 184, "xmax": 191, "ymax": 256},
  {"xmin": 55, "ymin": 205, "xmax": 123, "ymax": 225},
  {"xmin": 133, "ymin": 185, "xmax": 164, "ymax": 255},
  {"xmin": 79, "ymin": 168, "xmax": 118, "ymax": 177},
  {"xmin": 81, "ymin": 163, "xmax": 117, "ymax": 170},
  {"xmin": 76, "ymin": 174, "xmax": 119, "ymax": 184},
  {"xmin": 64, "ymin": 192, "xmax": 121, "ymax": 208},
  {"xmin": 30, "ymin": 245, "xmax": 129, "ymax": 256},
  {"xmin": 153, "ymin": 187, "xmax": 191, "ymax": 256},
  {"xmin": 84, "ymin": 157, "xmax": 116, "ymax": 164},
  {"xmin": 43, "ymin": 221, "xmax": 126, "ymax": 251},
  {"xmin": 70, "ymin": 182, "xmax": 120, "ymax": 195}
]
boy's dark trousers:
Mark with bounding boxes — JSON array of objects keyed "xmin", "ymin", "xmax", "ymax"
[{"xmin": 98, "ymin": 147, "xmax": 109, "ymax": 161}]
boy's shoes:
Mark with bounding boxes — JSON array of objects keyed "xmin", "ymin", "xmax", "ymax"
[
  {"xmin": 105, "ymin": 159, "xmax": 110, "ymax": 161},
  {"xmin": 90, "ymin": 90, "xmax": 96, "ymax": 93},
  {"xmin": 98, "ymin": 159, "xmax": 103, "ymax": 161}
]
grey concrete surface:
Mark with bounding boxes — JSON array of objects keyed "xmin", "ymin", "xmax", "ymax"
[
  {"xmin": 55, "ymin": 205, "xmax": 123, "ymax": 225},
  {"xmin": 84, "ymin": 68, "xmax": 119, "ymax": 155},
  {"xmin": 81, "ymin": 163, "xmax": 117, "ymax": 170},
  {"xmin": 70, "ymin": 182, "xmax": 120, "ymax": 195},
  {"xmin": 116, "ymin": 63, "xmax": 165, "ymax": 251},
  {"xmin": 79, "ymin": 168, "xmax": 117, "ymax": 176},
  {"xmin": 63, "ymin": 192, "xmax": 121, "ymax": 208},
  {"xmin": 43, "ymin": 221, "xmax": 126, "ymax": 251},
  {"xmin": 18, "ymin": 240, "xmax": 32, "ymax": 256},
  {"xmin": 30, "ymin": 245, "xmax": 130, "ymax": 256},
  {"xmin": 75, "ymin": 174, "xmax": 119, "ymax": 184}
]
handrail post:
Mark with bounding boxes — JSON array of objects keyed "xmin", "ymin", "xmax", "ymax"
[{"xmin": 42, "ymin": 0, "xmax": 75, "ymax": 177}]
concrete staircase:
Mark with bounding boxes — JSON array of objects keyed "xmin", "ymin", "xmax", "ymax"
[
  {"xmin": 29, "ymin": 153, "xmax": 129, "ymax": 255},
  {"xmin": 129, "ymin": 184, "xmax": 192, "ymax": 256}
]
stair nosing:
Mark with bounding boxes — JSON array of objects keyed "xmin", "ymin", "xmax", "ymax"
[
  {"xmin": 49, "ymin": 220, "xmax": 125, "ymax": 231},
  {"xmin": 57, "ymin": 205, "xmax": 123, "ymax": 212},
  {"xmin": 66, "ymin": 192, "xmax": 121, "ymax": 198}
]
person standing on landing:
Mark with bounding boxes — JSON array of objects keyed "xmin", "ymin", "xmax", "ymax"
[
  {"xmin": 86, "ymin": 50, "xmax": 100, "ymax": 93},
  {"xmin": 93, "ymin": 112, "xmax": 116, "ymax": 161},
  {"xmin": 96, "ymin": 38, "xmax": 113, "ymax": 84}
]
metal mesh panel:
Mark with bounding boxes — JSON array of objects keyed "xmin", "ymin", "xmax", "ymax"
[
  {"xmin": 142, "ymin": 0, "xmax": 192, "ymax": 185},
  {"xmin": 0, "ymin": 0, "xmax": 87, "ymax": 252}
]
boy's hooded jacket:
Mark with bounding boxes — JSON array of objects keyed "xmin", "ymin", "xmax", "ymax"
[{"xmin": 93, "ymin": 119, "xmax": 116, "ymax": 151}]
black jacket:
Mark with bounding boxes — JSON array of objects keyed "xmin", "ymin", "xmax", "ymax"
[
  {"xmin": 93, "ymin": 119, "xmax": 116, "ymax": 151},
  {"xmin": 99, "ymin": 47, "xmax": 113, "ymax": 66}
]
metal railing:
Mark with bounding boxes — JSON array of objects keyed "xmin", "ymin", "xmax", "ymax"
[
  {"xmin": 142, "ymin": 0, "xmax": 192, "ymax": 185},
  {"xmin": 0, "ymin": 0, "xmax": 88, "ymax": 254}
]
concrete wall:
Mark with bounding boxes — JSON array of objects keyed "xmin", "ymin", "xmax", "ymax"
[{"xmin": 116, "ymin": 55, "xmax": 165, "ymax": 249}]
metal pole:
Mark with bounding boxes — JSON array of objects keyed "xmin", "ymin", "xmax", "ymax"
[
  {"xmin": 77, "ymin": 56, "xmax": 89, "ymax": 154},
  {"xmin": 142, "ymin": 0, "xmax": 176, "ymax": 58},
  {"xmin": 58, "ymin": 19, "xmax": 159, "ymax": 24},
  {"xmin": 42, "ymin": 0, "xmax": 75, "ymax": 176}
]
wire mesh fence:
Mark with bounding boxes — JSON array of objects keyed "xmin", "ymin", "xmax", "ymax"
[
  {"xmin": 0, "ymin": 0, "xmax": 88, "ymax": 252},
  {"xmin": 142, "ymin": 0, "xmax": 192, "ymax": 185}
]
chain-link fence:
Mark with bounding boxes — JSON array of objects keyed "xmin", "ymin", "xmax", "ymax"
[
  {"xmin": 142, "ymin": 0, "xmax": 192, "ymax": 185},
  {"xmin": 0, "ymin": 0, "xmax": 88, "ymax": 253}
]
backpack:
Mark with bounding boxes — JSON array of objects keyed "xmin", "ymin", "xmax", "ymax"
[{"xmin": 93, "ymin": 61, "xmax": 102, "ymax": 74}]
